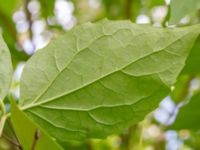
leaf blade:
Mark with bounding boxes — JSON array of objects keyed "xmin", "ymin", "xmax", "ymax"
[
  {"xmin": 181, "ymin": 37, "xmax": 200, "ymax": 75},
  {"xmin": 171, "ymin": 92, "xmax": 200, "ymax": 130},
  {"xmin": 20, "ymin": 20, "xmax": 200, "ymax": 141},
  {"xmin": 0, "ymin": 35, "xmax": 12, "ymax": 100}
]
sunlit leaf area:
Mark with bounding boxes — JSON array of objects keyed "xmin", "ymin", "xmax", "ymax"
[{"xmin": 0, "ymin": 0, "xmax": 200, "ymax": 150}]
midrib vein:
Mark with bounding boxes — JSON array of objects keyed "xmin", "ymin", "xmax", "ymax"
[{"xmin": 21, "ymin": 31, "xmax": 190, "ymax": 111}]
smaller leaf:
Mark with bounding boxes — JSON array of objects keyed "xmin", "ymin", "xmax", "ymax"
[
  {"xmin": 171, "ymin": 92, "xmax": 200, "ymax": 130},
  {"xmin": 0, "ymin": 35, "xmax": 13, "ymax": 100},
  {"xmin": 10, "ymin": 100, "xmax": 63, "ymax": 150},
  {"xmin": 181, "ymin": 37, "xmax": 200, "ymax": 75},
  {"xmin": 170, "ymin": 75, "xmax": 192, "ymax": 103}
]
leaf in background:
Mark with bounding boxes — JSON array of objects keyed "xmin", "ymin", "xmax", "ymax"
[
  {"xmin": 0, "ymin": 0, "xmax": 20, "ymax": 16},
  {"xmin": 172, "ymin": 37, "xmax": 200, "ymax": 104},
  {"xmin": 149, "ymin": 0, "xmax": 165, "ymax": 7},
  {"xmin": 19, "ymin": 20, "xmax": 199, "ymax": 141},
  {"xmin": 0, "ymin": 35, "xmax": 12, "ymax": 100},
  {"xmin": 181, "ymin": 37, "xmax": 200, "ymax": 75},
  {"xmin": 169, "ymin": 0, "xmax": 200, "ymax": 25},
  {"xmin": 171, "ymin": 92, "xmax": 200, "ymax": 130},
  {"xmin": 170, "ymin": 75, "xmax": 192, "ymax": 103},
  {"xmin": 10, "ymin": 100, "xmax": 64, "ymax": 150}
]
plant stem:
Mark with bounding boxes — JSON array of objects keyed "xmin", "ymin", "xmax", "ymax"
[
  {"xmin": 0, "ymin": 100, "xmax": 7, "ymax": 136},
  {"xmin": 120, "ymin": 125, "xmax": 137, "ymax": 150},
  {"xmin": 2, "ymin": 133, "xmax": 23, "ymax": 150},
  {"xmin": 137, "ymin": 124, "xmax": 144, "ymax": 150},
  {"xmin": 7, "ymin": 120, "xmax": 22, "ymax": 147},
  {"xmin": 0, "ymin": 115, "xmax": 7, "ymax": 136},
  {"xmin": 126, "ymin": 0, "xmax": 133, "ymax": 19},
  {"xmin": 24, "ymin": 0, "xmax": 35, "ymax": 52},
  {"xmin": 0, "ymin": 100, "xmax": 6, "ymax": 116},
  {"xmin": 162, "ymin": 2, "xmax": 171, "ymax": 27},
  {"xmin": 31, "ymin": 129, "xmax": 40, "ymax": 150}
]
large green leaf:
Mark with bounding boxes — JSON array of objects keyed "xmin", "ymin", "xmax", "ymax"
[
  {"xmin": 19, "ymin": 20, "xmax": 199, "ymax": 141},
  {"xmin": 169, "ymin": 0, "xmax": 200, "ymax": 25},
  {"xmin": 171, "ymin": 92, "xmax": 200, "ymax": 130},
  {"xmin": 10, "ymin": 100, "xmax": 64, "ymax": 150},
  {"xmin": 0, "ymin": 35, "xmax": 12, "ymax": 100}
]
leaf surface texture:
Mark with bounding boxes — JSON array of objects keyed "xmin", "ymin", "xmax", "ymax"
[{"xmin": 20, "ymin": 20, "xmax": 199, "ymax": 141}]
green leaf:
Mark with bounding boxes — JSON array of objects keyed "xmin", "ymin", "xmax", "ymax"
[
  {"xmin": 181, "ymin": 37, "xmax": 200, "ymax": 75},
  {"xmin": 10, "ymin": 99, "xmax": 64, "ymax": 150},
  {"xmin": 170, "ymin": 75, "xmax": 192, "ymax": 103},
  {"xmin": 0, "ymin": 35, "xmax": 12, "ymax": 100},
  {"xmin": 0, "ymin": 0, "xmax": 20, "ymax": 16},
  {"xmin": 171, "ymin": 92, "xmax": 200, "ymax": 130},
  {"xmin": 169, "ymin": 0, "xmax": 200, "ymax": 25},
  {"xmin": 19, "ymin": 20, "xmax": 199, "ymax": 141}
]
